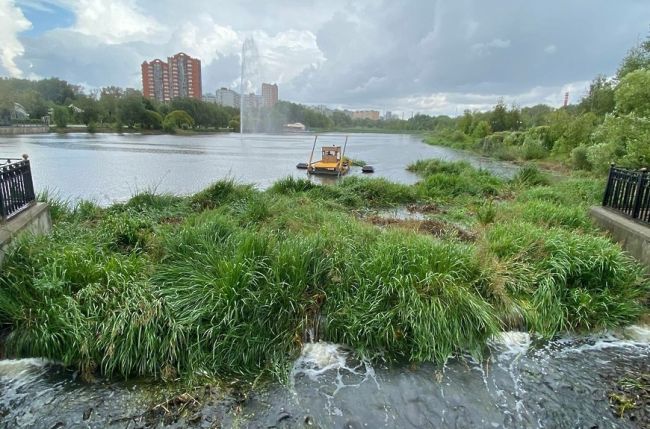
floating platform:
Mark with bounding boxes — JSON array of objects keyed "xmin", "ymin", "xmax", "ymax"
[{"xmin": 362, "ymin": 165, "xmax": 375, "ymax": 173}]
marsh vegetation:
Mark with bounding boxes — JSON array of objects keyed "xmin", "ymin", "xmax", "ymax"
[{"xmin": 0, "ymin": 160, "xmax": 646, "ymax": 381}]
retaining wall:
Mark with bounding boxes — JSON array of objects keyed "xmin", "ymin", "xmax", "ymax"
[
  {"xmin": 0, "ymin": 203, "xmax": 51, "ymax": 265},
  {"xmin": 0, "ymin": 126, "xmax": 50, "ymax": 135},
  {"xmin": 590, "ymin": 206, "xmax": 650, "ymax": 268}
]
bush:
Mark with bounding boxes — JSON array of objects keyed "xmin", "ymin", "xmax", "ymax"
[
  {"xmin": 87, "ymin": 121, "xmax": 97, "ymax": 133},
  {"xmin": 571, "ymin": 145, "xmax": 592, "ymax": 170},
  {"xmin": 512, "ymin": 165, "xmax": 550, "ymax": 187},
  {"xmin": 521, "ymin": 137, "xmax": 548, "ymax": 160}
]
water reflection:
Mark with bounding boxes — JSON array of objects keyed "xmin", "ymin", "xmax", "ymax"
[{"xmin": 0, "ymin": 132, "xmax": 518, "ymax": 205}]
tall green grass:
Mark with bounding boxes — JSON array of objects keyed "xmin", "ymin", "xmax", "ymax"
[{"xmin": 0, "ymin": 160, "xmax": 646, "ymax": 382}]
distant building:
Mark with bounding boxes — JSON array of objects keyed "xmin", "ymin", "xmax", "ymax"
[
  {"xmin": 261, "ymin": 83, "xmax": 278, "ymax": 108},
  {"xmin": 351, "ymin": 110, "xmax": 380, "ymax": 121},
  {"xmin": 216, "ymin": 87, "xmax": 241, "ymax": 108},
  {"xmin": 384, "ymin": 111, "xmax": 394, "ymax": 120},
  {"xmin": 141, "ymin": 59, "xmax": 170, "ymax": 102},
  {"xmin": 242, "ymin": 92, "xmax": 261, "ymax": 110},
  {"xmin": 168, "ymin": 53, "xmax": 202, "ymax": 99},
  {"xmin": 141, "ymin": 52, "xmax": 202, "ymax": 102},
  {"xmin": 202, "ymin": 94, "xmax": 217, "ymax": 103}
]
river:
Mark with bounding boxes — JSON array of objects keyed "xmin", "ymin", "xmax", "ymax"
[
  {"xmin": 0, "ymin": 132, "xmax": 517, "ymax": 205},
  {"xmin": 0, "ymin": 327, "xmax": 648, "ymax": 428}
]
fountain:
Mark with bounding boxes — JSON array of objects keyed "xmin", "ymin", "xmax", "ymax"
[{"xmin": 240, "ymin": 37, "xmax": 263, "ymax": 135}]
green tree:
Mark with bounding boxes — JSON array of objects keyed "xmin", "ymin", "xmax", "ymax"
[
  {"xmin": 471, "ymin": 120, "xmax": 491, "ymax": 138},
  {"xmin": 142, "ymin": 110, "xmax": 163, "ymax": 130},
  {"xmin": 490, "ymin": 99, "xmax": 508, "ymax": 132},
  {"xmin": 163, "ymin": 110, "xmax": 195, "ymax": 132},
  {"xmin": 614, "ymin": 69, "xmax": 650, "ymax": 118},
  {"xmin": 457, "ymin": 110, "xmax": 474, "ymax": 134},
  {"xmin": 579, "ymin": 75, "xmax": 615, "ymax": 116},
  {"xmin": 117, "ymin": 94, "xmax": 146, "ymax": 128},
  {"xmin": 617, "ymin": 32, "xmax": 650, "ymax": 80},
  {"xmin": 52, "ymin": 106, "xmax": 69, "ymax": 128}
]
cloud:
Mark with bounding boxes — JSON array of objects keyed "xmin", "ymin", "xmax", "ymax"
[
  {"xmin": 472, "ymin": 38, "xmax": 511, "ymax": 56},
  {"xmin": 70, "ymin": 0, "xmax": 166, "ymax": 44},
  {"xmin": 544, "ymin": 44, "xmax": 557, "ymax": 54},
  {"xmin": 7, "ymin": 0, "xmax": 650, "ymax": 115},
  {"xmin": 0, "ymin": 0, "xmax": 32, "ymax": 76}
]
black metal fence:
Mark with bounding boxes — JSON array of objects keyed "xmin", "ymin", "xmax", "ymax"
[
  {"xmin": 0, "ymin": 158, "xmax": 36, "ymax": 222},
  {"xmin": 602, "ymin": 164, "xmax": 650, "ymax": 223}
]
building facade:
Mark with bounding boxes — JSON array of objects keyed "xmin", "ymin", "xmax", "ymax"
[
  {"xmin": 261, "ymin": 83, "xmax": 278, "ymax": 108},
  {"xmin": 168, "ymin": 53, "xmax": 202, "ymax": 99},
  {"xmin": 141, "ymin": 53, "xmax": 202, "ymax": 102},
  {"xmin": 350, "ymin": 110, "xmax": 380, "ymax": 121},
  {"xmin": 141, "ymin": 59, "xmax": 170, "ymax": 102},
  {"xmin": 216, "ymin": 87, "xmax": 241, "ymax": 108}
]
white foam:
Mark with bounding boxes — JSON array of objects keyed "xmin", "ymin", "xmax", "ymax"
[
  {"xmin": 490, "ymin": 331, "xmax": 532, "ymax": 359},
  {"xmin": 621, "ymin": 324, "xmax": 650, "ymax": 343},
  {"xmin": 0, "ymin": 358, "xmax": 51, "ymax": 377}
]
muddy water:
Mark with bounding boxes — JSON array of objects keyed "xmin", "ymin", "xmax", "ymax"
[{"xmin": 1, "ymin": 326, "xmax": 648, "ymax": 428}]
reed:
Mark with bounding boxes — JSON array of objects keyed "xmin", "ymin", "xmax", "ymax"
[{"xmin": 0, "ymin": 160, "xmax": 645, "ymax": 381}]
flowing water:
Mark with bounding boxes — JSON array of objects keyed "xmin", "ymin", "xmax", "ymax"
[
  {"xmin": 0, "ymin": 132, "xmax": 517, "ymax": 205},
  {"xmin": 1, "ymin": 326, "xmax": 648, "ymax": 428}
]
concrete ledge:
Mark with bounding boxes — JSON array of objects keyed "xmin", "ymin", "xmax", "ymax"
[
  {"xmin": 589, "ymin": 206, "xmax": 650, "ymax": 267},
  {"xmin": 0, "ymin": 202, "xmax": 51, "ymax": 265}
]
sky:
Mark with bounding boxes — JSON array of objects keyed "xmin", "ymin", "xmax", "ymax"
[{"xmin": 0, "ymin": 0, "xmax": 649, "ymax": 116}]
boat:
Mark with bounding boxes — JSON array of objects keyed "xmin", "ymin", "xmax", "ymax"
[{"xmin": 305, "ymin": 136, "xmax": 350, "ymax": 176}]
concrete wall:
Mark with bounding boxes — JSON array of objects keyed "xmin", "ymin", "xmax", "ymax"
[
  {"xmin": 0, "ymin": 203, "xmax": 51, "ymax": 265},
  {"xmin": 590, "ymin": 206, "xmax": 650, "ymax": 268},
  {"xmin": 0, "ymin": 125, "xmax": 50, "ymax": 135}
]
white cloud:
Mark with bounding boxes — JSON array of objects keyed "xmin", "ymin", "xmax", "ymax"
[
  {"xmin": 0, "ymin": 0, "xmax": 32, "ymax": 76},
  {"xmin": 472, "ymin": 38, "xmax": 511, "ymax": 56},
  {"xmin": 544, "ymin": 44, "xmax": 557, "ymax": 54},
  {"xmin": 70, "ymin": 0, "xmax": 166, "ymax": 44}
]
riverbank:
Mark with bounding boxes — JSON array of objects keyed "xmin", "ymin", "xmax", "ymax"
[
  {"xmin": 422, "ymin": 131, "xmax": 575, "ymax": 176},
  {"xmin": 0, "ymin": 159, "xmax": 646, "ymax": 385}
]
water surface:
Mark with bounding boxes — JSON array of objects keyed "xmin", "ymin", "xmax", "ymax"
[{"xmin": 0, "ymin": 132, "xmax": 518, "ymax": 205}]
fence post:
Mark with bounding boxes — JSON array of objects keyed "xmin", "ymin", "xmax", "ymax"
[
  {"xmin": 602, "ymin": 162, "xmax": 615, "ymax": 206},
  {"xmin": 632, "ymin": 168, "xmax": 647, "ymax": 219}
]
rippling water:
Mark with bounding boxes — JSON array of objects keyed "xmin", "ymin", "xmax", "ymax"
[
  {"xmin": 1, "ymin": 326, "xmax": 647, "ymax": 428},
  {"xmin": 0, "ymin": 132, "xmax": 518, "ymax": 205}
]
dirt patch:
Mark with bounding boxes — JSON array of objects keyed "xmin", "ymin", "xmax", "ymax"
[
  {"xmin": 406, "ymin": 203, "xmax": 446, "ymax": 214},
  {"xmin": 367, "ymin": 216, "xmax": 475, "ymax": 242}
]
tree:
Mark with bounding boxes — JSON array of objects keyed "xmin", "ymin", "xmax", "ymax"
[
  {"xmin": 617, "ymin": 32, "xmax": 650, "ymax": 80},
  {"xmin": 458, "ymin": 110, "xmax": 473, "ymax": 134},
  {"xmin": 163, "ymin": 110, "xmax": 194, "ymax": 132},
  {"xmin": 117, "ymin": 94, "xmax": 146, "ymax": 128},
  {"xmin": 471, "ymin": 120, "xmax": 491, "ymax": 138},
  {"xmin": 614, "ymin": 69, "xmax": 650, "ymax": 118},
  {"xmin": 142, "ymin": 110, "xmax": 163, "ymax": 130},
  {"xmin": 579, "ymin": 75, "xmax": 615, "ymax": 116},
  {"xmin": 490, "ymin": 99, "xmax": 508, "ymax": 132},
  {"xmin": 52, "ymin": 106, "xmax": 69, "ymax": 128}
]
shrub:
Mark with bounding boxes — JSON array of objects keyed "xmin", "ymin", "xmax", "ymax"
[
  {"xmin": 521, "ymin": 137, "xmax": 548, "ymax": 160},
  {"xmin": 512, "ymin": 165, "xmax": 550, "ymax": 187},
  {"xmin": 570, "ymin": 145, "xmax": 592, "ymax": 170}
]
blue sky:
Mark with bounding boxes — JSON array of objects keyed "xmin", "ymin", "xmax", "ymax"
[
  {"xmin": 1, "ymin": 0, "xmax": 649, "ymax": 115},
  {"xmin": 17, "ymin": 0, "xmax": 74, "ymax": 36}
]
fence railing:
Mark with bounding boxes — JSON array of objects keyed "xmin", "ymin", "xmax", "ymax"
[
  {"xmin": 602, "ymin": 164, "xmax": 650, "ymax": 223},
  {"xmin": 0, "ymin": 157, "xmax": 36, "ymax": 222}
]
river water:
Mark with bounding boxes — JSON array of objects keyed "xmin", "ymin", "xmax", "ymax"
[
  {"xmin": 1, "ymin": 327, "xmax": 648, "ymax": 428},
  {"xmin": 0, "ymin": 132, "xmax": 517, "ymax": 205}
]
